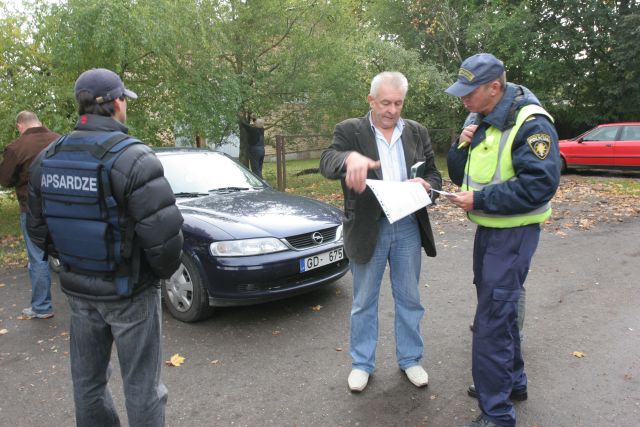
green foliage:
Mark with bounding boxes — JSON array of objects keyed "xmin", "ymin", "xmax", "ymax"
[
  {"xmin": 0, "ymin": 191, "xmax": 21, "ymax": 237},
  {"xmin": 2, "ymin": 0, "xmax": 638, "ymax": 149},
  {"xmin": 0, "ymin": 0, "xmax": 465, "ymax": 152},
  {"xmin": 366, "ymin": 0, "xmax": 640, "ymax": 137},
  {"xmin": 461, "ymin": 0, "xmax": 640, "ymax": 137},
  {"xmin": 33, "ymin": 0, "xmax": 241, "ymax": 144},
  {"xmin": 0, "ymin": 192, "xmax": 26, "ymax": 267}
]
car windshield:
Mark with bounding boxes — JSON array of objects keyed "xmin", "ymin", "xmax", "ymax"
[{"xmin": 159, "ymin": 152, "xmax": 265, "ymax": 195}]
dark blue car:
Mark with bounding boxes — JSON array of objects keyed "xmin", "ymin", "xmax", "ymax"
[{"xmin": 156, "ymin": 149, "xmax": 349, "ymax": 322}]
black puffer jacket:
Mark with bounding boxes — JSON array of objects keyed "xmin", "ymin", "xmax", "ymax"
[{"xmin": 27, "ymin": 114, "xmax": 184, "ymax": 300}]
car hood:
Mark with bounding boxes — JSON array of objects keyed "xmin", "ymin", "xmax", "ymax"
[{"xmin": 176, "ymin": 188, "xmax": 343, "ymax": 239}]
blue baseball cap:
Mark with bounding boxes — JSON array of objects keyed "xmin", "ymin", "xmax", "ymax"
[
  {"xmin": 445, "ymin": 53, "xmax": 504, "ymax": 97},
  {"xmin": 74, "ymin": 68, "xmax": 138, "ymax": 104}
]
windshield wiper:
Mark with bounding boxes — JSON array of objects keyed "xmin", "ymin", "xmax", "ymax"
[
  {"xmin": 208, "ymin": 186, "xmax": 252, "ymax": 193},
  {"xmin": 174, "ymin": 192, "xmax": 209, "ymax": 198}
]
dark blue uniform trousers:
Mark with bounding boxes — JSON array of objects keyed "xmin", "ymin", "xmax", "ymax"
[{"xmin": 471, "ymin": 224, "xmax": 540, "ymax": 427}]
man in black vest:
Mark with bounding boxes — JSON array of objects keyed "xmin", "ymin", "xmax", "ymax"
[{"xmin": 27, "ymin": 68, "xmax": 183, "ymax": 427}]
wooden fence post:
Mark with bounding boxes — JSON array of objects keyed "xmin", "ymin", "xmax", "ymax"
[{"xmin": 276, "ymin": 135, "xmax": 286, "ymax": 191}]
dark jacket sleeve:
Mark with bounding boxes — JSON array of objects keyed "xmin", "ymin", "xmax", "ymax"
[
  {"xmin": 26, "ymin": 150, "xmax": 50, "ymax": 254},
  {"xmin": 319, "ymin": 120, "xmax": 356, "ymax": 180},
  {"xmin": 447, "ymin": 142, "xmax": 468, "ymax": 187},
  {"xmin": 111, "ymin": 144, "xmax": 184, "ymax": 279}
]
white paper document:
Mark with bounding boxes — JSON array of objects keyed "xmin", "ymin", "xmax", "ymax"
[
  {"xmin": 366, "ymin": 179, "xmax": 432, "ymax": 224},
  {"xmin": 431, "ymin": 188, "xmax": 457, "ymax": 197}
]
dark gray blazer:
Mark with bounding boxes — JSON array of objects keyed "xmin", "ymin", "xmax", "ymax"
[{"xmin": 320, "ymin": 116, "xmax": 442, "ymax": 264}]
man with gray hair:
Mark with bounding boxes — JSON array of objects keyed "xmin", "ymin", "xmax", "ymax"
[
  {"xmin": 0, "ymin": 111, "xmax": 59, "ymax": 319},
  {"xmin": 320, "ymin": 71, "xmax": 442, "ymax": 392}
]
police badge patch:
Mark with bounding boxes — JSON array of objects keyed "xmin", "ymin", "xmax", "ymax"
[{"xmin": 527, "ymin": 133, "xmax": 551, "ymax": 159}]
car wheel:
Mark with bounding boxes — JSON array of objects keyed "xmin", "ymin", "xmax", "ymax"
[
  {"xmin": 561, "ymin": 158, "xmax": 568, "ymax": 174},
  {"xmin": 161, "ymin": 254, "xmax": 213, "ymax": 322}
]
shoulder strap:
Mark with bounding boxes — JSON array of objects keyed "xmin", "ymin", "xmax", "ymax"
[
  {"xmin": 44, "ymin": 135, "xmax": 68, "ymax": 158},
  {"xmin": 94, "ymin": 133, "xmax": 133, "ymax": 159},
  {"xmin": 45, "ymin": 132, "xmax": 136, "ymax": 159}
]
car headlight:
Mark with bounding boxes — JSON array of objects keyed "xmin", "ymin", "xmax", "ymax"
[
  {"xmin": 210, "ymin": 237, "xmax": 288, "ymax": 257},
  {"xmin": 335, "ymin": 224, "xmax": 344, "ymax": 241}
]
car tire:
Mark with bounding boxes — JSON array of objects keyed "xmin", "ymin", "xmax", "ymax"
[
  {"xmin": 561, "ymin": 158, "xmax": 568, "ymax": 174},
  {"xmin": 161, "ymin": 254, "xmax": 214, "ymax": 322}
]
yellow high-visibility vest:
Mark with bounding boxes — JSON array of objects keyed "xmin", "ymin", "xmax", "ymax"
[{"xmin": 461, "ymin": 104, "xmax": 553, "ymax": 228}]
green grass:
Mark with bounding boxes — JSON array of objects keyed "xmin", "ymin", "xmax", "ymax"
[
  {"xmin": 262, "ymin": 155, "xmax": 449, "ymax": 206},
  {"xmin": 605, "ymin": 178, "xmax": 640, "ymax": 196},
  {"xmin": 0, "ymin": 191, "xmax": 26, "ymax": 266},
  {"xmin": 263, "ymin": 159, "xmax": 342, "ymax": 205}
]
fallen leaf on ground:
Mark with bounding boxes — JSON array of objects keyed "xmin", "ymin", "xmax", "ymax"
[
  {"xmin": 572, "ymin": 351, "xmax": 586, "ymax": 358},
  {"xmin": 165, "ymin": 354, "xmax": 186, "ymax": 367},
  {"xmin": 335, "ymin": 347, "xmax": 342, "ymax": 352},
  {"xmin": 210, "ymin": 359, "xmax": 220, "ymax": 364},
  {"xmin": 272, "ymin": 330, "xmax": 281, "ymax": 336},
  {"xmin": 311, "ymin": 305, "xmax": 322, "ymax": 311}
]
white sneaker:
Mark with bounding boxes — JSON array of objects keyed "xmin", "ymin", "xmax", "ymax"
[
  {"xmin": 404, "ymin": 365, "xmax": 429, "ymax": 387},
  {"xmin": 348, "ymin": 369, "xmax": 369, "ymax": 392}
]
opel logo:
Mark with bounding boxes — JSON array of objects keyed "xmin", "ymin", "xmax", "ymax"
[{"xmin": 311, "ymin": 232, "xmax": 324, "ymax": 244}]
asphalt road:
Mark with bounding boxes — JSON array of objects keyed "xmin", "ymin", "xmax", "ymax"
[{"xmin": 1, "ymin": 219, "xmax": 639, "ymax": 427}]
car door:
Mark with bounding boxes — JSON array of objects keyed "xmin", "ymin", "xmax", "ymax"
[
  {"xmin": 577, "ymin": 125, "xmax": 620, "ymax": 167},
  {"xmin": 615, "ymin": 125, "xmax": 640, "ymax": 168}
]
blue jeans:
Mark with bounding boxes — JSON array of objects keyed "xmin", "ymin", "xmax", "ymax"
[
  {"xmin": 20, "ymin": 212, "xmax": 53, "ymax": 314},
  {"xmin": 349, "ymin": 215, "xmax": 424, "ymax": 373},
  {"xmin": 67, "ymin": 285, "xmax": 167, "ymax": 427}
]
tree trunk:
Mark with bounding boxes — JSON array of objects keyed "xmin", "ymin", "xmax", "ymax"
[{"xmin": 238, "ymin": 117, "xmax": 251, "ymax": 167}]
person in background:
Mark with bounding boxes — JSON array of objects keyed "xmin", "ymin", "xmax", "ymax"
[
  {"xmin": 0, "ymin": 111, "xmax": 59, "ymax": 319},
  {"xmin": 27, "ymin": 68, "xmax": 184, "ymax": 427},
  {"xmin": 249, "ymin": 117, "xmax": 266, "ymax": 178},
  {"xmin": 445, "ymin": 53, "xmax": 561, "ymax": 427},
  {"xmin": 320, "ymin": 71, "xmax": 442, "ymax": 392}
]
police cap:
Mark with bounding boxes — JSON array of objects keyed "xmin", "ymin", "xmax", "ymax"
[{"xmin": 445, "ymin": 53, "xmax": 505, "ymax": 97}]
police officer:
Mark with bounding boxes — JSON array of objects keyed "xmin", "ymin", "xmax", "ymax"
[
  {"xmin": 27, "ymin": 68, "xmax": 184, "ymax": 427},
  {"xmin": 445, "ymin": 54, "xmax": 561, "ymax": 427}
]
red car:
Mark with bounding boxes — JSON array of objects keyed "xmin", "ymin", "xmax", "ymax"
[{"xmin": 558, "ymin": 122, "xmax": 640, "ymax": 172}]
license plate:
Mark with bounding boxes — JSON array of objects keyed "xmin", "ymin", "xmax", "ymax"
[{"xmin": 300, "ymin": 247, "xmax": 344, "ymax": 272}]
